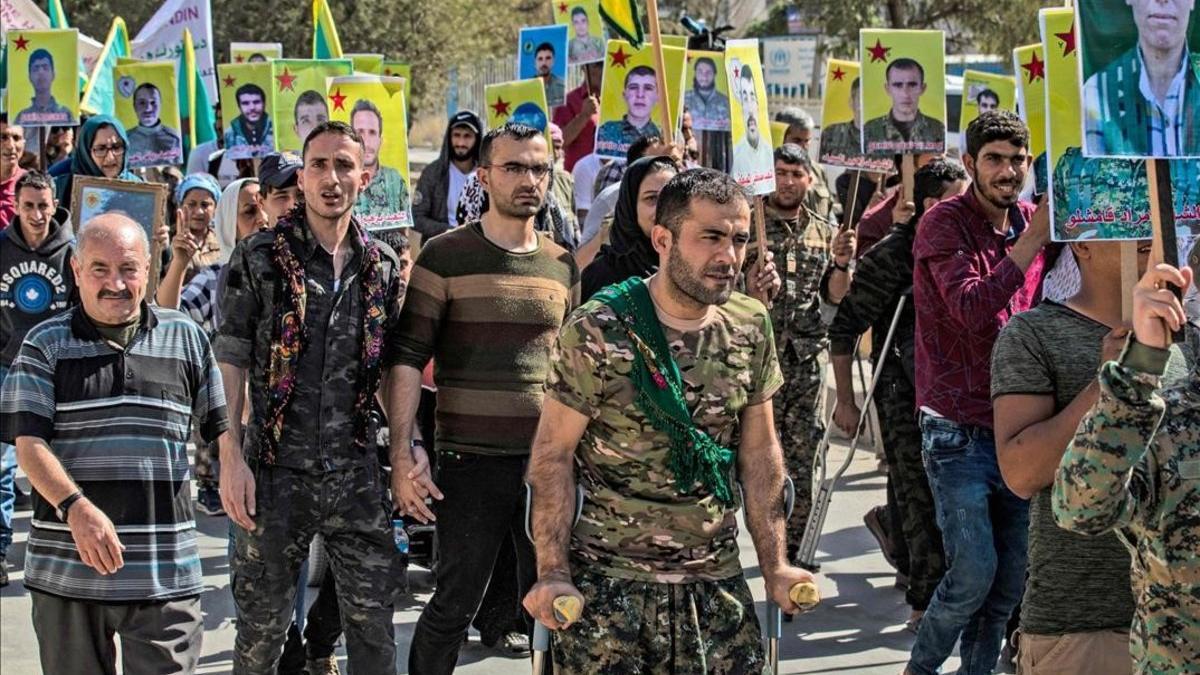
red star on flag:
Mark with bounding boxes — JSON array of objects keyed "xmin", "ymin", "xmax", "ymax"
[
  {"xmin": 866, "ymin": 39, "xmax": 891, "ymax": 63},
  {"xmin": 1021, "ymin": 52, "xmax": 1045, "ymax": 83},
  {"xmin": 13, "ymin": 34, "xmax": 30, "ymax": 51},
  {"xmin": 235, "ymin": 55, "xmax": 245, "ymax": 63},
  {"xmin": 558, "ymin": 2, "xmax": 568, "ymax": 13},
  {"xmin": 276, "ymin": 67, "xmax": 297, "ymax": 92},
  {"xmin": 1055, "ymin": 23, "xmax": 1076, "ymax": 56},
  {"xmin": 831, "ymin": 66, "xmax": 846, "ymax": 81},
  {"xmin": 329, "ymin": 88, "xmax": 347, "ymax": 111},
  {"xmin": 222, "ymin": 74, "xmax": 237, "ymax": 87},
  {"xmin": 491, "ymin": 97, "xmax": 511, "ymax": 117},
  {"xmin": 609, "ymin": 45, "xmax": 631, "ymax": 68}
]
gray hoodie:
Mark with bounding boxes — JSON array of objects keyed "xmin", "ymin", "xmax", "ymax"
[{"xmin": 0, "ymin": 206, "xmax": 76, "ymax": 367}]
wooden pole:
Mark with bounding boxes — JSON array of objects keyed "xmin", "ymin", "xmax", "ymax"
[
  {"xmin": 841, "ymin": 171, "xmax": 862, "ymax": 232},
  {"xmin": 38, "ymin": 127, "xmax": 50, "ymax": 171},
  {"xmin": 644, "ymin": 0, "xmax": 675, "ymax": 136},
  {"xmin": 754, "ymin": 195, "xmax": 768, "ymax": 262},
  {"xmin": 1146, "ymin": 157, "xmax": 1182, "ymax": 341},
  {"xmin": 900, "ymin": 154, "xmax": 915, "ymax": 205}
]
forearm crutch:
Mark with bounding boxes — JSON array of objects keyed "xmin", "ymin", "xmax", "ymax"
[
  {"xmin": 763, "ymin": 476, "xmax": 821, "ymax": 674},
  {"xmin": 526, "ymin": 482, "xmax": 585, "ymax": 675},
  {"xmin": 795, "ymin": 295, "xmax": 907, "ymax": 570}
]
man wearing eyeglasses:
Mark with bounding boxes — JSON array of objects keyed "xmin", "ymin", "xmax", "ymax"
[{"xmin": 386, "ymin": 122, "xmax": 580, "ymax": 674}]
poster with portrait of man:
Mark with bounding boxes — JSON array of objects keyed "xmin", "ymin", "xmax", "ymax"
[
  {"xmin": 725, "ymin": 39, "xmax": 775, "ymax": 195},
  {"xmin": 328, "ymin": 74, "xmax": 412, "ymax": 231},
  {"xmin": 1079, "ymin": 0, "xmax": 1200, "ymax": 159},
  {"xmin": 594, "ymin": 39, "xmax": 686, "ymax": 160},
  {"xmin": 818, "ymin": 58, "xmax": 893, "ymax": 173},
  {"xmin": 270, "ymin": 58, "xmax": 353, "ymax": 153},
  {"xmin": 6, "ymin": 29, "xmax": 79, "ymax": 127},
  {"xmin": 1042, "ymin": 6, "xmax": 1200, "ymax": 241},
  {"xmin": 859, "ymin": 29, "xmax": 946, "ymax": 156},
  {"xmin": 113, "ymin": 60, "xmax": 182, "ymax": 168},
  {"xmin": 485, "ymin": 78, "xmax": 553, "ymax": 148},
  {"xmin": 551, "ymin": 0, "xmax": 606, "ymax": 65},
  {"xmin": 518, "ymin": 25, "xmax": 570, "ymax": 108},
  {"xmin": 230, "ymin": 42, "xmax": 281, "ymax": 64},
  {"xmin": 684, "ymin": 51, "xmax": 730, "ymax": 132},
  {"xmin": 218, "ymin": 62, "xmax": 275, "ymax": 160},
  {"xmin": 1013, "ymin": 43, "xmax": 1049, "ymax": 194},
  {"xmin": 959, "ymin": 70, "xmax": 1016, "ymax": 131}
]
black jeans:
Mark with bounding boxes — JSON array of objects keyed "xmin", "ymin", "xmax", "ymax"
[
  {"xmin": 408, "ymin": 452, "xmax": 535, "ymax": 675},
  {"xmin": 278, "ymin": 571, "xmax": 343, "ymax": 673}
]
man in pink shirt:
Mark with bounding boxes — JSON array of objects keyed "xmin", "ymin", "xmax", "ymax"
[
  {"xmin": 553, "ymin": 63, "xmax": 602, "ymax": 172},
  {"xmin": 906, "ymin": 110, "xmax": 1053, "ymax": 675},
  {"xmin": 0, "ymin": 116, "xmax": 28, "ymax": 231}
]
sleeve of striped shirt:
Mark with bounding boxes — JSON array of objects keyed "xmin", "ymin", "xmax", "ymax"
[
  {"xmin": 213, "ymin": 242, "xmax": 260, "ymax": 369},
  {"xmin": 0, "ymin": 335, "xmax": 57, "ymax": 443},
  {"xmin": 387, "ymin": 246, "xmax": 449, "ymax": 371},
  {"xmin": 193, "ymin": 332, "xmax": 230, "ymax": 443},
  {"xmin": 180, "ymin": 267, "xmax": 216, "ymax": 328}
]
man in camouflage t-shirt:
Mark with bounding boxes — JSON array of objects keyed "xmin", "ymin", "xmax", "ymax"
[{"xmin": 524, "ymin": 169, "xmax": 815, "ymax": 673}]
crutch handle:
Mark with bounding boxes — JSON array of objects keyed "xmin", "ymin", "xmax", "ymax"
[
  {"xmin": 553, "ymin": 595, "xmax": 582, "ymax": 624},
  {"xmin": 789, "ymin": 582, "xmax": 820, "ymax": 610}
]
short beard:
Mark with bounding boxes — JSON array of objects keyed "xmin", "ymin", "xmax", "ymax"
[
  {"xmin": 667, "ymin": 244, "xmax": 733, "ymax": 307},
  {"xmin": 492, "ymin": 191, "xmax": 542, "ymax": 219},
  {"xmin": 451, "ymin": 148, "xmax": 474, "ymax": 162}
]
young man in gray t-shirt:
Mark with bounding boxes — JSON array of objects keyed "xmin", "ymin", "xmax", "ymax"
[{"xmin": 991, "ymin": 239, "xmax": 1187, "ymax": 673}]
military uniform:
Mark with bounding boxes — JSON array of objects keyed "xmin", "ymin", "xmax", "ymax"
[
  {"xmin": 14, "ymin": 96, "xmax": 73, "ymax": 126},
  {"xmin": 355, "ymin": 165, "xmax": 411, "ymax": 229},
  {"xmin": 223, "ymin": 114, "xmax": 275, "ymax": 159},
  {"xmin": 862, "ymin": 111, "xmax": 945, "ymax": 155},
  {"xmin": 569, "ymin": 36, "xmax": 605, "ymax": 64},
  {"xmin": 214, "ymin": 213, "xmax": 406, "ymax": 675},
  {"xmin": 127, "ymin": 123, "xmax": 183, "ymax": 166},
  {"xmin": 684, "ymin": 88, "xmax": 731, "ymax": 131},
  {"xmin": 546, "ymin": 290, "xmax": 784, "ymax": 673},
  {"xmin": 827, "ymin": 220, "xmax": 945, "ymax": 610},
  {"xmin": 1053, "ymin": 339, "xmax": 1200, "ymax": 674},
  {"xmin": 595, "ymin": 118, "xmax": 661, "ymax": 158},
  {"xmin": 746, "ymin": 201, "xmax": 833, "ymax": 559}
]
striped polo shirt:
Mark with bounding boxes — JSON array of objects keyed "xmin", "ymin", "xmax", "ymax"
[
  {"xmin": 389, "ymin": 221, "xmax": 579, "ymax": 455},
  {"xmin": 0, "ymin": 303, "xmax": 228, "ymax": 601}
]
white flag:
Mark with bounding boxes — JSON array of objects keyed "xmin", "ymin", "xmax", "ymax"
[{"xmin": 132, "ymin": 0, "xmax": 216, "ymax": 100}]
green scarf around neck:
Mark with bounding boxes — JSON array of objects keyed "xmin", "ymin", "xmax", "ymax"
[{"xmin": 593, "ymin": 276, "xmax": 735, "ymax": 504}]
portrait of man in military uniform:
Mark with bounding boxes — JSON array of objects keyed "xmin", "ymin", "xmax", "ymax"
[
  {"xmin": 126, "ymin": 83, "xmax": 183, "ymax": 166},
  {"xmin": 14, "ymin": 49, "xmax": 73, "ymax": 127},
  {"xmin": 862, "ymin": 58, "xmax": 946, "ymax": 155},
  {"xmin": 684, "ymin": 56, "xmax": 731, "ymax": 131},
  {"xmin": 351, "ymin": 98, "xmax": 411, "ymax": 226},
  {"xmin": 1081, "ymin": 0, "xmax": 1200, "ymax": 158},
  {"xmin": 223, "ymin": 83, "xmax": 274, "ymax": 158},
  {"xmin": 595, "ymin": 66, "xmax": 662, "ymax": 155},
  {"xmin": 293, "ymin": 90, "xmax": 329, "ymax": 145},
  {"xmin": 819, "ymin": 77, "xmax": 864, "ymax": 162},
  {"xmin": 568, "ymin": 6, "xmax": 605, "ymax": 64},
  {"xmin": 536, "ymin": 42, "xmax": 567, "ymax": 107}
]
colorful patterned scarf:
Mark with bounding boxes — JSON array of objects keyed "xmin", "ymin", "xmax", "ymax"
[
  {"xmin": 260, "ymin": 209, "xmax": 388, "ymax": 464},
  {"xmin": 593, "ymin": 276, "xmax": 735, "ymax": 504}
]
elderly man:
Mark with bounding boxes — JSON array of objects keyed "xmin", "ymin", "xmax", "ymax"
[
  {"xmin": 1083, "ymin": 0, "xmax": 1200, "ymax": 157},
  {"xmin": 0, "ymin": 213, "xmax": 228, "ymax": 674}
]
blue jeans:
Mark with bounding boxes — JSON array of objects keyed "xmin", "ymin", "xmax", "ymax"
[
  {"xmin": 907, "ymin": 415, "xmax": 1029, "ymax": 675},
  {"xmin": 1, "ymin": 365, "xmax": 14, "ymax": 558}
]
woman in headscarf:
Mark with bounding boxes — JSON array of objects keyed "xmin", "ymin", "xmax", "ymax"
[
  {"xmin": 53, "ymin": 114, "xmax": 141, "ymax": 203},
  {"xmin": 155, "ymin": 173, "xmax": 223, "ymax": 309},
  {"xmin": 580, "ymin": 155, "xmax": 679, "ymax": 301}
]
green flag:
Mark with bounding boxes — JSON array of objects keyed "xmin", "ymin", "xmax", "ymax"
[
  {"xmin": 80, "ymin": 17, "xmax": 131, "ymax": 115},
  {"xmin": 179, "ymin": 27, "xmax": 216, "ymax": 161}
]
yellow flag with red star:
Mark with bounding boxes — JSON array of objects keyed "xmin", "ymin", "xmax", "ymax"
[
  {"xmin": 484, "ymin": 78, "xmax": 552, "ymax": 148},
  {"xmin": 1012, "ymin": 43, "xmax": 1046, "ymax": 162},
  {"xmin": 269, "ymin": 57, "xmax": 353, "ymax": 153}
]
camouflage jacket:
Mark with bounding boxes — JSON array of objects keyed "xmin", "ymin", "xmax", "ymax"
[
  {"xmin": 862, "ymin": 110, "xmax": 945, "ymax": 155},
  {"xmin": 1053, "ymin": 340, "xmax": 1200, "ymax": 673},
  {"xmin": 545, "ymin": 292, "xmax": 784, "ymax": 583},
  {"xmin": 747, "ymin": 201, "xmax": 834, "ymax": 355},
  {"xmin": 212, "ymin": 215, "xmax": 406, "ymax": 472}
]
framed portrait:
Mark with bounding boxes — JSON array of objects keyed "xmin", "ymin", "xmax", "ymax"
[
  {"xmin": 818, "ymin": 58, "xmax": 893, "ymax": 173},
  {"xmin": 6, "ymin": 29, "xmax": 81, "ymax": 128},
  {"xmin": 1078, "ymin": 0, "xmax": 1200, "ymax": 159},
  {"xmin": 114, "ymin": 60, "xmax": 183, "ymax": 169},
  {"xmin": 330, "ymin": 74, "xmax": 413, "ymax": 231},
  {"xmin": 70, "ymin": 177, "xmax": 169, "ymax": 238},
  {"xmin": 859, "ymin": 29, "xmax": 947, "ymax": 156},
  {"xmin": 218, "ymin": 62, "xmax": 276, "ymax": 160},
  {"xmin": 594, "ymin": 39, "xmax": 686, "ymax": 161},
  {"xmin": 518, "ymin": 25, "xmax": 570, "ymax": 108},
  {"xmin": 551, "ymin": 0, "xmax": 607, "ymax": 66}
]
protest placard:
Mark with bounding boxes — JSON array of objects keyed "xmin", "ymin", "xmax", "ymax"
[
  {"xmin": 818, "ymin": 58, "xmax": 892, "ymax": 172},
  {"xmin": 551, "ymin": 0, "xmax": 606, "ymax": 65},
  {"xmin": 328, "ymin": 74, "xmax": 412, "ymax": 230},
  {"xmin": 485, "ymin": 77, "xmax": 552, "ymax": 148},
  {"xmin": 859, "ymin": 29, "xmax": 946, "ymax": 156},
  {"xmin": 1078, "ymin": 0, "xmax": 1200, "ymax": 159},
  {"xmin": 114, "ymin": 60, "xmax": 182, "ymax": 168},
  {"xmin": 6, "ymin": 28, "xmax": 79, "ymax": 127},
  {"xmin": 683, "ymin": 50, "xmax": 729, "ymax": 132},
  {"xmin": 218, "ymin": 61, "xmax": 274, "ymax": 159},
  {"xmin": 1013, "ymin": 43, "xmax": 1048, "ymax": 175},
  {"xmin": 1042, "ymin": 6, "xmax": 1200, "ymax": 241},
  {"xmin": 518, "ymin": 25, "xmax": 570, "ymax": 108},
  {"xmin": 594, "ymin": 38, "xmax": 685, "ymax": 160},
  {"xmin": 959, "ymin": 69, "xmax": 1016, "ymax": 131},
  {"xmin": 270, "ymin": 57, "xmax": 353, "ymax": 152},
  {"xmin": 132, "ymin": 0, "xmax": 216, "ymax": 101},
  {"xmin": 726, "ymin": 38, "xmax": 775, "ymax": 195}
]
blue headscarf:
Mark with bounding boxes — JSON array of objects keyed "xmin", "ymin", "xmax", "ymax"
[
  {"xmin": 175, "ymin": 172, "xmax": 221, "ymax": 205},
  {"xmin": 55, "ymin": 115, "xmax": 142, "ymax": 202}
]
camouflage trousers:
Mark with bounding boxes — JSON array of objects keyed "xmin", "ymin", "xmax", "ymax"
[
  {"xmin": 553, "ymin": 568, "xmax": 766, "ymax": 675},
  {"xmin": 230, "ymin": 463, "xmax": 400, "ymax": 675},
  {"xmin": 876, "ymin": 363, "xmax": 945, "ymax": 611},
  {"xmin": 775, "ymin": 342, "xmax": 825, "ymax": 550}
]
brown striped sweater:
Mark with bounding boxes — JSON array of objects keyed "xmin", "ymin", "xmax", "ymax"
[{"xmin": 389, "ymin": 221, "xmax": 580, "ymax": 455}]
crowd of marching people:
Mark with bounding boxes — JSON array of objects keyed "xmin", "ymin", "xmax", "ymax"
[{"xmin": 1, "ymin": 50, "xmax": 1200, "ymax": 675}]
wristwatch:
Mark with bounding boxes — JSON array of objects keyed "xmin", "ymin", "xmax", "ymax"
[
  {"xmin": 410, "ymin": 439, "xmax": 427, "ymax": 450},
  {"xmin": 56, "ymin": 491, "xmax": 84, "ymax": 522}
]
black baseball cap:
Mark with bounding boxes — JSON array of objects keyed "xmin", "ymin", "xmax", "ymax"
[
  {"xmin": 258, "ymin": 152, "xmax": 301, "ymax": 189},
  {"xmin": 449, "ymin": 110, "xmax": 480, "ymax": 135}
]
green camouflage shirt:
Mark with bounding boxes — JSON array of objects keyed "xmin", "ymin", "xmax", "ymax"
[
  {"xmin": 1053, "ymin": 342, "xmax": 1200, "ymax": 673},
  {"xmin": 747, "ymin": 202, "xmax": 834, "ymax": 352},
  {"xmin": 862, "ymin": 110, "xmax": 945, "ymax": 155},
  {"xmin": 546, "ymin": 291, "xmax": 784, "ymax": 583},
  {"xmin": 355, "ymin": 165, "xmax": 412, "ymax": 230}
]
